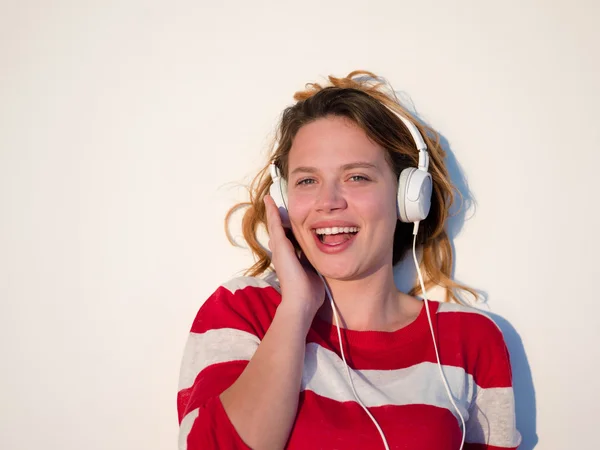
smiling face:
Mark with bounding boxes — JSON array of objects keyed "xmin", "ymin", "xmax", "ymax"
[{"xmin": 286, "ymin": 115, "xmax": 399, "ymax": 281}]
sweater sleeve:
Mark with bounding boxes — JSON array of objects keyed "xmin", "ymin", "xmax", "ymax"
[
  {"xmin": 463, "ymin": 315, "xmax": 522, "ymax": 450},
  {"xmin": 177, "ymin": 278, "xmax": 277, "ymax": 450}
]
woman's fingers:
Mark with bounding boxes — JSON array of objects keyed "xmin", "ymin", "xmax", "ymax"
[
  {"xmin": 263, "ymin": 196, "xmax": 325, "ymax": 314},
  {"xmin": 264, "ymin": 195, "xmax": 286, "ymax": 244},
  {"xmin": 264, "ymin": 195, "xmax": 298, "ymax": 266}
]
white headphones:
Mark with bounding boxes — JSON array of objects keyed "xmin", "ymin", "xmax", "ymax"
[{"xmin": 268, "ymin": 106, "xmax": 433, "ymax": 227}]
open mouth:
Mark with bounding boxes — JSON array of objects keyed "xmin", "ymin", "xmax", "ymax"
[{"xmin": 314, "ymin": 226, "xmax": 359, "ymax": 245}]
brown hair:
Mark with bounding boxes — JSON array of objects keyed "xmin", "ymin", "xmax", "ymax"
[{"xmin": 225, "ymin": 70, "xmax": 477, "ymax": 303}]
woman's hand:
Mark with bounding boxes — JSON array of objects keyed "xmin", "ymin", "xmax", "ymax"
[{"xmin": 263, "ymin": 195, "xmax": 325, "ymax": 320}]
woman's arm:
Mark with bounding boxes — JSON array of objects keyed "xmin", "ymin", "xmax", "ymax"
[
  {"xmin": 178, "ymin": 196, "xmax": 325, "ymax": 450},
  {"xmin": 219, "ymin": 195, "xmax": 325, "ymax": 449},
  {"xmin": 177, "ymin": 281, "xmax": 317, "ymax": 450},
  {"xmin": 219, "ymin": 301, "xmax": 313, "ymax": 450}
]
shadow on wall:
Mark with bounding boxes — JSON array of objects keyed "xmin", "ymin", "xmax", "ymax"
[{"xmin": 393, "ymin": 119, "xmax": 538, "ymax": 449}]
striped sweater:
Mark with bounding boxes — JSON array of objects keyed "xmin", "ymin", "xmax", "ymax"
[{"xmin": 177, "ymin": 276, "xmax": 521, "ymax": 449}]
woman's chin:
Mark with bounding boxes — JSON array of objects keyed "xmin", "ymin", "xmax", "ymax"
[
  {"xmin": 312, "ymin": 263, "xmax": 363, "ymax": 282},
  {"xmin": 303, "ymin": 246, "xmax": 374, "ymax": 281}
]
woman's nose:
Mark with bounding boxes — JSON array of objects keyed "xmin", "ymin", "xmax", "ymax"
[{"xmin": 315, "ymin": 182, "xmax": 347, "ymax": 213}]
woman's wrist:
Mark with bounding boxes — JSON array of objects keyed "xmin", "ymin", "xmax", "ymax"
[{"xmin": 275, "ymin": 297, "xmax": 318, "ymax": 335}]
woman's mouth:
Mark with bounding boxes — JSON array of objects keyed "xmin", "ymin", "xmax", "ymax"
[{"xmin": 314, "ymin": 226, "xmax": 359, "ymax": 246}]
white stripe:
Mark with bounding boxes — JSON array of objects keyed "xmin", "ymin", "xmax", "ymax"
[
  {"xmin": 301, "ymin": 342, "xmax": 475, "ymax": 423},
  {"xmin": 302, "ymin": 343, "xmax": 519, "ymax": 446},
  {"xmin": 436, "ymin": 301, "xmax": 491, "ymax": 317},
  {"xmin": 221, "ymin": 274, "xmax": 280, "ymax": 295},
  {"xmin": 178, "ymin": 328, "xmax": 260, "ymax": 390},
  {"xmin": 178, "ymin": 408, "xmax": 199, "ymax": 450},
  {"xmin": 466, "ymin": 387, "xmax": 522, "ymax": 447}
]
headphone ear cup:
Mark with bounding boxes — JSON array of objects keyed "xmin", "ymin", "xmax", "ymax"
[
  {"xmin": 269, "ymin": 177, "xmax": 291, "ymax": 228},
  {"xmin": 397, "ymin": 168, "xmax": 433, "ymax": 223}
]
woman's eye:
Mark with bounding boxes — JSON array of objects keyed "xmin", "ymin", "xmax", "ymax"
[{"xmin": 296, "ymin": 178, "xmax": 316, "ymax": 186}]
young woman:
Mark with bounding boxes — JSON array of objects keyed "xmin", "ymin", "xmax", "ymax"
[{"xmin": 177, "ymin": 71, "xmax": 521, "ymax": 450}]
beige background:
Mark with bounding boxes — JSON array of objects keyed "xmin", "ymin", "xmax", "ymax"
[{"xmin": 1, "ymin": 1, "xmax": 598, "ymax": 449}]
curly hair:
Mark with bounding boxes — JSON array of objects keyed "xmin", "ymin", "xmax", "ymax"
[{"xmin": 225, "ymin": 70, "xmax": 476, "ymax": 303}]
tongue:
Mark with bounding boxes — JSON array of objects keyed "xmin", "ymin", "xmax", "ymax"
[{"xmin": 322, "ymin": 233, "xmax": 354, "ymax": 245}]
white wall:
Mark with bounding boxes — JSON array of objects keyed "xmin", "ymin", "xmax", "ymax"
[{"xmin": 1, "ymin": 1, "xmax": 598, "ymax": 449}]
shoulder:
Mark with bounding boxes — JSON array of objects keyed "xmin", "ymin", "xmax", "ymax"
[
  {"xmin": 190, "ymin": 274, "xmax": 282, "ymax": 339},
  {"xmin": 435, "ymin": 301, "xmax": 513, "ymax": 387},
  {"xmin": 215, "ymin": 273, "xmax": 282, "ymax": 314},
  {"xmin": 435, "ymin": 301, "xmax": 504, "ymax": 341},
  {"xmin": 219, "ymin": 272, "xmax": 281, "ymax": 297}
]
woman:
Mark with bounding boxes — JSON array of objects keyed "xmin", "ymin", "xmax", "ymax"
[{"xmin": 177, "ymin": 71, "xmax": 521, "ymax": 450}]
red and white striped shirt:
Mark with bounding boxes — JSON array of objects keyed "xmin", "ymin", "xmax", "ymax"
[{"xmin": 177, "ymin": 276, "xmax": 521, "ymax": 449}]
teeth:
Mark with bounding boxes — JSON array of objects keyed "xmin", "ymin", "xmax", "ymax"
[{"xmin": 315, "ymin": 226, "xmax": 359, "ymax": 235}]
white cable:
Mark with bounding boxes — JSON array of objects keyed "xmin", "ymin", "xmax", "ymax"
[
  {"xmin": 412, "ymin": 221, "xmax": 466, "ymax": 450},
  {"xmin": 317, "ymin": 272, "xmax": 391, "ymax": 450},
  {"xmin": 313, "ymin": 221, "xmax": 466, "ymax": 450}
]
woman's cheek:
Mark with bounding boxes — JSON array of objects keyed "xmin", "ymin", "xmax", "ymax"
[{"xmin": 287, "ymin": 192, "xmax": 312, "ymax": 223}]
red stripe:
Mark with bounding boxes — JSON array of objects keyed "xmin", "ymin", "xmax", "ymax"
[
  {"xmin": 290, "ymin": 390, "xmax": 462, "ymax": 450},
  {"xmin": 185, "ymin": 395, "xmax": 251, "ymax": 449},
  {"xmin": 309, "ymin": 300, "xmax": 512, "ymax": 388},
  {"xmin": 437, "ymin": 305, "xmax": 513, "ymax": 388},
  {"xmin": 177, "ymin": 360, "xmax": 248, "ymax": 423},
  {"xmin": 190, "ymin": 285, "xmax": 280, "ymax": 338}
]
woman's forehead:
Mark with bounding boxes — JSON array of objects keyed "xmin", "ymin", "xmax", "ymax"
[{"xmin": 288, "ymin": 116, "xmax": 387, "ymax": 170}]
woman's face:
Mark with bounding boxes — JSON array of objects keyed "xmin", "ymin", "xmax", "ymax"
[{"xmin": 286, "ymin": 115, "xmax": 399, "ymax": 280}]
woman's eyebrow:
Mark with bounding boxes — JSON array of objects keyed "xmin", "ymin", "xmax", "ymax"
[
  {"xmin": 290, "ymin": 161, "xmax": 379, "ymax": 175},
  {"xmin": 290, "ymin": 166, "xmax": 318, "ymax": 175},
  {"xmin": 340, "ymin": 162, "xmax": 379, "ymax": 171}
]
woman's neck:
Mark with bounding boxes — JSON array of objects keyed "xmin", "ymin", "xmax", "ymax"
[{"xmin": 316, "ymin": 264, "xmax": 421, "ymax": 332}]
